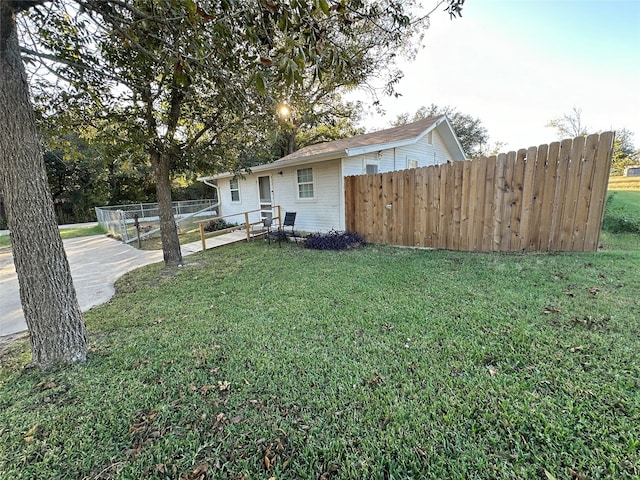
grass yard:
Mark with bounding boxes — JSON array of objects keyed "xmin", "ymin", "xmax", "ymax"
[
  {"xmin": 0, "ymin": 224, "xmax": 105, "ymax": 249},
  {"xmin": 0, "ymin": 194, "xmax": 639, "ymax": 479}
]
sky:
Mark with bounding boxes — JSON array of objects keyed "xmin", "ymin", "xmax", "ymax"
[{"xmin": 351, "ymin": 0, "xmax": 640, "ymax": 153}]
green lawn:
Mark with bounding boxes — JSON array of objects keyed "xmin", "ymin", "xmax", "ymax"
[
  {"xmin": 0, "ymin": 195, "xmax": 638, "ymax": 479},
  {"xmin": 0, "ymin": 224, "xmax": 105, "ymax": 248}
]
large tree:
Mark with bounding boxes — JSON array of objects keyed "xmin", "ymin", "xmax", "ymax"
[
  {"xmin": 392, "ymin": 104, "xmax": 489, "ymax": 157},
  {"xmin": 2, "ymin": 0, "xmax": 465, "ymax": 369},
  {"xmin": 272, "ymin": 87, "xmax": 364, "ymax": 158},
  {"xmin": 0, "ymin": 1, "xmax": 88, "ymax": 368},
  {"xmin": 545, "ymin": 106, "xmax": 589, "ymax": 139},
  {"xmin": 610, "ymin": 128, "xmax": 639, "ymax": 176},
  {"xmin": 26, "ymin": 0, "xmax": 451, "ymax": 266},
  {"xmin": 546, "ymin": 108, "xmax": 638, "ymax": 175}
]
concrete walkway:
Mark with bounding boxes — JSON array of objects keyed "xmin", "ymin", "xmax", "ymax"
[{"xmin": 0, "ymin": 231, "xmax": 248, "ymax": 338}]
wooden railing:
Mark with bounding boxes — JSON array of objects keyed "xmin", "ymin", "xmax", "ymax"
[{"xmin": 196, "ymin": 206, "xmax": 282, "ymax": 251}]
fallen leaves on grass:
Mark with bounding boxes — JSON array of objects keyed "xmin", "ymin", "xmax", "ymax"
[
  {"xmin": 23, "ymin": 424, "xmax": 38, "ymax": 442},
  {"xmin": 133, "ymin": 359, "xmax": 151, "ymax": 369},
  {"xmin": 262, "ymin": 436, "xmax": 290, "ymax": 473},
  {"xmin": 182, "ymin": 462, "xmax": 209, "ymax": 480},
  {"xmin": 568, "ymin": 467, "xmax": 586, "ymax": 480},
  {"xmin": 365, "ymin": 373, "xmax": 386, "ymax": 388},
  {"xmin": 129, "ymin": 409, "xmax": 157, "ymax": 434},
  {"xmin": 35, "ymin": 381, "xmax": 57, "ymax": 390},
  {"xmin": 124, "ymin": 440, "xmax": 142, "ymax": 458},
  {"xmin": 487, "ymin": 366, "xmax": 498, "ymax": 377},
  {"xmin": 572, "ymin": 315, "xmax": 610, "ymax": 329},
  {"xmin": 213, "ymin": 412, "xmax": 226, "ymax": 428},
  {"xmin": 543, "ymin": 305, "xmax": 561, "ymax": 314},
  {"xmin": 319, "ymin": 463, "xmax": 340, "ymax": 479},
  {"xmin": 263, "ymin": 447, "xmax": 272, "ymax": 471}
]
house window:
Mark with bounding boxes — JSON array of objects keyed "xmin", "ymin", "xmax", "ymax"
[
  {"xmin": 229, "ymin": 178, "xmax": 240, "ymax": 202},
  {"xmin": 297, "ymin": 168, "xmax": 314, "ymax": 199},
  {"xmin": 427, "ymin": 131, "xmax": 433, "ymax": 145},
  {"xmin": 366, "ymin": 163, "xmax": 378, "ymax": 174},
  {"xmin": 408, "ymin": 159, "xmax": 418, "ymax": 169}
]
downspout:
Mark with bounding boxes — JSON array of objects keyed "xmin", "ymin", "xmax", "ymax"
[
  {"xmin": 201, "ymin": 179, "xmax": 220, "ymax": 214},
  {"xmin": 202, "ymin": 178, "xmax": 219, "ymax": 197}
]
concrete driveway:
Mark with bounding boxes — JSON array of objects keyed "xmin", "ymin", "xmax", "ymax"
[{"xmin": 0, "ymin": 235, "xmax": 164, "ymax": 337}]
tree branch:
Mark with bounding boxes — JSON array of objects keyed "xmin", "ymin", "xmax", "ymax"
[{"xmin": 5, "ymin": 0, "xmax": 48, "ymax": 13}]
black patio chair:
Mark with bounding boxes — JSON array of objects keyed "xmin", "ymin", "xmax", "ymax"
[
  {"xmin": 282, "ymin": 211, "xmax": 297, "ymax": 238},
  {"xmin": 262, "ymin": 216, "xmax": 273, "ymax": 245}
]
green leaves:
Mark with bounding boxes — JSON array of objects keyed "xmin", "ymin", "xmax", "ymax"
[
  {"xmin": 317, "ymin": 0, "xmax": 331, "ymax": 16},
  {"xmin": 255, "ymin": 72, "xmax": 266, "ymax": 95}
]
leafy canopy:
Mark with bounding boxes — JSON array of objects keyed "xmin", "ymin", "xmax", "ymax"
[{"xmin": 392, "ymin": 104, "xmax": 489, "ymax": 158}]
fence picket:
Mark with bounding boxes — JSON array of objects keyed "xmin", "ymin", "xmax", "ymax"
[
  {"xmin": 460, "ymin": 160, "xmax": 472, "ymax": 250},
  {"xmin": 500, "ymin": 151, "xmax": 517, "ymax": 251},
  {"xmin": 559, "ymin": 136, "xmax": 586, "ymax": 250},
  {"xmin": 584, "ymin": 131, "xmax": 615, "ymax": 251},
  {"xmin": 548, "ymin": 139, "xmax": 573, "ymax": 249},
  {"xmin": 507, "ymin": 150, "xmax": 526, "ymax": 250},
  {"xmin": 528, "ymin": 143, "xmax": 548, "ymax": 251},
  {"xmin": 571, "ymin": 134, "xmax": 599, "ymax": 251},
  {"xmin": 482, "ymin": 156, "xmax": 497, "ymax": 252},
  {"xmin": 452, "ymin": 161, "xmax": 464, "ymax": 250},
  {"xmin": 518, "ymin": 146, "xmax": 538, "ymax": 251}
]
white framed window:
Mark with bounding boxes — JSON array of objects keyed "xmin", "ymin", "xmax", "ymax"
[
  {"xmin": 366, "ymin": 163, "xmax": 378, "ymax": 174},
  {"xmin": 408, "ymin": 159, "xmax": 418, "ymax": 169},
  {"xmin": 229, "ymin": 178, "xmax": 240, "ymax": 202},
  {"xmin": 427, "ymin": 131, "xmax": 433, "ymax": 145},
  {"xmin": 297, "ymin": 168, "xmax": 314, "ymax": 199}
]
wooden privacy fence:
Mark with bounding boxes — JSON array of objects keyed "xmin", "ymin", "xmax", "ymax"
[{"xmin": 345, "ymin": 132, "xmax": 615, "ymax": 252}]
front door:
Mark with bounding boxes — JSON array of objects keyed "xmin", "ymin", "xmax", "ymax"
[{"xmin": 258, "ymin": 176, "xmax": 273, "ymax": 219}]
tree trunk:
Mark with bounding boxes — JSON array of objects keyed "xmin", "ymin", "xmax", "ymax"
[
  {"xmin": 151, "ymin": 150, "xmax": 183, "ymax": 266},
  {"xmin": 0, "ymin": 6, "xmax": 87, "ymax": 368}
]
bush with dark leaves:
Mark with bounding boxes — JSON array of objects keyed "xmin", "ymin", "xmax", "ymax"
[
  {"xmin": 204, "ymin": 219, "xmax": 237, "ymax": 232},
  {"xmin": 304, "ymin": 230, "xmax": 364, "ymax": 250}
]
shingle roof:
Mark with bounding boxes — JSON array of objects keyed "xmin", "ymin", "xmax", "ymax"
[
  {"xmin": 200, "ymin": 115, "xmax": 453, "ymax": 180},
  {"xmin": 269, "ymin": 116, "xmax": 442, "ymax": 167}
]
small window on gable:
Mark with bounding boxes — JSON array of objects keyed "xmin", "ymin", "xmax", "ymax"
[
  {"xmin": 408, "ymin": 159, "xmax": 418, "ymax": 169},
  {"xmin": 297, "ymin": 168, "xmax": 314, "ymax": 199},
  {"xmin": 229, "ymin": 178, "xmax": 240, "ymax": 202},
  {"xmin": 427, "ymin": 131, "xmax": 433, "ymax": 145},
  {"xmin": 366, "ymin": 163, "xmax": 378, "ymax": 174}
]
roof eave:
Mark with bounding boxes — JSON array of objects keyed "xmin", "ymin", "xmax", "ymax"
[
  {"xmin": 437, "ymin": 117, "xmax": 467, "ymax": 161},
  {"xmin": 345, "ymin": 138, "xmax": 418, "ymax": 156},
  {"xmin": 198, "ymin": 150, "xmax": 345, "ymax": 181}
]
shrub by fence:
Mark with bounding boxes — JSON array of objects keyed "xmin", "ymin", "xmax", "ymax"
[{"xmin": 345, "ymin": 132, "xmax": 614, "ymax": 252}]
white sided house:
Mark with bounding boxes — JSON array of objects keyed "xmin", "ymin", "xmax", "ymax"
[{"xmin": 198, "ymin": 116, "xmax": 466, "ymax": 233}]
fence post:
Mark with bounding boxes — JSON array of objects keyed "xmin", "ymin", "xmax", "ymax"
[
  {"xmin": 245, "ymin": 212, "xmax": 250, "ymax": 242},
  {"xmin": 200, "ymin": 222, "xmax": 206, "ymax": 251}
]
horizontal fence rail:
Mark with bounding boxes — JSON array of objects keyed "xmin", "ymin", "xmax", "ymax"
[{"xmin": 345, "ymin": 132, "xmax": 614, "ymax": 252}]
